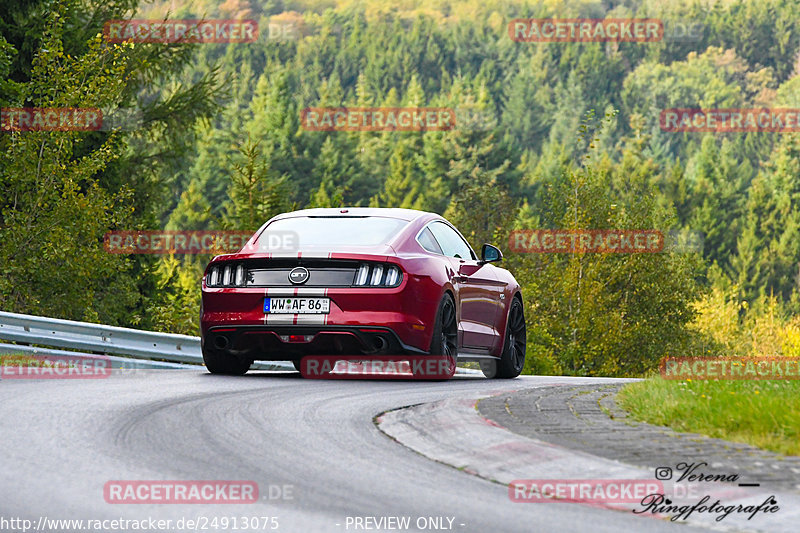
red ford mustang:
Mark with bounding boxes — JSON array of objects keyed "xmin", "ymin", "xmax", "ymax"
[{"xmin": 200, "ymin": 208, "xmax": 526, "ymax": 379}]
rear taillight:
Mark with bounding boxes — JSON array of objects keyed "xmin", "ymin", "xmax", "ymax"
[
  {"xmin": 235, "ymin": 264, "xmax": 246, "ymax": 286},
  {"xmin": 208, "ymin": 266, "xmax": 220, "ymax": 286},
  {"xmin": 206, "ymin": 263, "xmax": 248, "ymax": 287},
  {"xmin": 384, "ymin": 266, "xmax": 399, "ymax": 286},
  {"xmin": 353, "ymin": 263, "xmax": 402, "ymax": 288},
  {"xmin": 355, "ymin": 264, "xmax": 370, "ymax": 285}
]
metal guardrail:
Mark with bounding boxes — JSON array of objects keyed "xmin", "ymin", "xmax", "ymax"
[
  {"xmin": 0, "ymin": 311, "xmax": 290, "ymax": 370},
  {"xmin": 0, "ymin": 342, "xmax": 195, "ymax": 369},
  {"xmin": 0, "ymin": 311, "xmax": 201, "ymax": 363},
  {"xmin": 0, "ymin": 311, "xmax": 479, "ymax": 374}
]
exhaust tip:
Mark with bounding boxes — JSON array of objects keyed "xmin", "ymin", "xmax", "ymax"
[
  {"xmin": 372, "ymin": 335, "xmax": 387, "ymax": 352},
  {"xmin": 213, "ymin": 335, "xmax": 230, "ymax": 350}
]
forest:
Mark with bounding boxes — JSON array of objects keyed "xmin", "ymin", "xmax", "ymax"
[{"xmin": 2, "ymin": 0, "xmax": 799, "ymax": 376}]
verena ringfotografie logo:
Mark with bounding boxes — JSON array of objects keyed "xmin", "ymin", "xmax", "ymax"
[
  {"xmin": 300, "ymin": 107, "xmax": 456, "ymax": 132},
  {"xmin": 509, "ymin": 19, "xmax": 663, "ymax": 42},
  {"xmin": 300, "ymin": 355, "xmax": 456, "ymax": 380},
  {"xmin": 103, "ymin": 481, "xmax": 259, "ymax": 504},
  {"xmin": 639, "ymin": 462, "xmax": 780, "ymax": 523},
  {"xmin": 104, "ymin": 231, "xmax": 253, "ymax": 255},
  {"xmin": 509, "ymin": 230, "xmax": 664, "ymax": 254},
  {"xmin": 660, "ymin": 357, "xmax": 800, "ymax": 380},
  {"xmin": 1, "ymin": 108, "xmax": 102, "ymax": 132},
  {"xmin": 661, "ymin": 108, "xmax": 800, "ymax": 132},
  {"xmin": 635, "ymin": 494, "xmax": 779, "ymax": 522},
  {"xmin": 509, "ymin": 479, "xmax": 663, "ymax": 503},
  {"xmin": 1, "ymin": 355, "xmax": 111, "ymax": 379},
  {"xmin": 103, "ymin": 20, "xmax": 258, "ymax": 43}
]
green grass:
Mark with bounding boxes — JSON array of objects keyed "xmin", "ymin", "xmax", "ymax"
[
  {"xmin": 0, "ymin": 354, "xmax": 44, "ymax": 366},
  {"xmin": 617, "ymin": 377, "xmax": 800, "ymax": 456}
]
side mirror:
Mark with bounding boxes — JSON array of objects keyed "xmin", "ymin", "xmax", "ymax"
[{"xmin": 480, "ymin": 243, "xmax": 503, "ymax": 264}]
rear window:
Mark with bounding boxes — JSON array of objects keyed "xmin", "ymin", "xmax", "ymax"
[
  {"xmin": 417, "ymin": 227, "xmax": 444, "ymax": 254},
  {"xmin": 257, "ymin": 216, "xmax": 408, "ymax": 247}
]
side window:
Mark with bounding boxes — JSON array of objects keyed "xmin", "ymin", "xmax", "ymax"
[
  {"xmin": 417, "ymin": 227, "xmax": 444, "ymax": 254},
  {"xmin": 428, "ymin": 221, "xmax": 474, "ymax": 260}
]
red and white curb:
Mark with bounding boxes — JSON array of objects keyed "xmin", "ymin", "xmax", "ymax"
[{"xmin": 376, "ymin": 391, "xmax": 800, "ymax": 533}]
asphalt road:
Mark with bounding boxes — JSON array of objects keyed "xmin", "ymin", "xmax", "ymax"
[{"xmin": 0, "ymin": 370, "xmax": 718, "ymax": 533}]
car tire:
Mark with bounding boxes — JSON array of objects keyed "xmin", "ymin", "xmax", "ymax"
[
  {"xmin": 483, "ymin": 297, "xmax": 526, "ymax": 379},
  {"xmin": 202, "ymin": 343, "xmax": 252, "ymax": 375},
  {"xmin": 423, "ymin": 293, "xmax": 458, "ymax": 379}
]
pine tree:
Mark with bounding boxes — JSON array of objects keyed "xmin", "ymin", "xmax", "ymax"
[
  {"xmin": 685, "ymin": 135, "xmax": 750, "ymax": 272},
  {"xmin": 166, "ymin": 179, "xmax": 214, "ymax": 231},
  {"xmin": 309, "ymin": 137, "xmax": 351, "ymax": 206},
  {"xmin": 732, "ymin": 135, "xmax": 800, "ymax": 302},
  {"xmin": 371, "ymin": 141, "xmax": 425, "ymax": 209},
  {"xmin": 246, "ymin": 68, "xmax": 311, "ymax": 203},
  {"xmin": 223, "ymin": 139, "xmax": 291, "ymax": 232}
]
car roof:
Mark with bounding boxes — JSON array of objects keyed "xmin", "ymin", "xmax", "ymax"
[{"xmin": 271, "ymin": 207, "xmax": 435, "ymax": 222}]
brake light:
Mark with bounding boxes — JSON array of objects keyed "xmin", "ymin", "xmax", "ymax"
[
  {"xmin": 206, "ymin": 263, "xmax": 249, "ymax": 287},
  {"xmin": 370, "ymin": 265, "xmax": 383, "ymax": 285},
  {"xmin": 235, "ymin": 264, "xmax": 245, "ymax": 286},
  {"xmin": 353, "ymin": 263, "xmax": 402, "ymax": 287},
  {"xmin": 385, "ymin": 266, "xmax": 399, "ymax": 286},
  {"xmin": 355, "ymin": 264, "xmax": 370, "ymax": 285}
]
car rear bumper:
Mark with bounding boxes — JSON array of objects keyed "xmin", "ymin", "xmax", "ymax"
[{"xmin": 203, "ymin": 324, "xmax": 426, "ymax": 360}]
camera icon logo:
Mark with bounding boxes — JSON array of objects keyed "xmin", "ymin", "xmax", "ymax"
[{"xmin": 655, "ymin": 467, "xmax": 673, "ymax": 480}]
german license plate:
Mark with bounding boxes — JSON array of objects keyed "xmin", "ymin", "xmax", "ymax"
[{"xmin": 264, "ymin": 297, "xmax": 330, "ymax": 314}]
